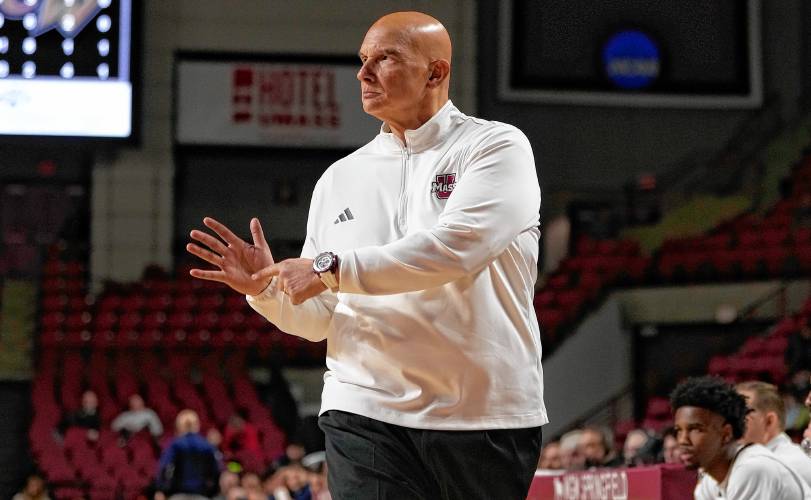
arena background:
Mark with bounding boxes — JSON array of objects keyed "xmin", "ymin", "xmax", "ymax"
[{"xmin": 2, "ymin": 0, "xmax": 811, "ymax": 498}]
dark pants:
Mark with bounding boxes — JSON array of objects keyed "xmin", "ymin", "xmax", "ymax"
[{"xmin": 319, "ymin": 410, "xmax": 542, "ymax": 500}]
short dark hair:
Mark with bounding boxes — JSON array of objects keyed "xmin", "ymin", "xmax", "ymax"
[{"xmin": 670, "ymin": 376, "xmax": 748, "ymax": 439}]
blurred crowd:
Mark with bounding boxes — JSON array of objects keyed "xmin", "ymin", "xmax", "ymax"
[
  {"xmin": 16, "ymin": 307, "xmax": 811, "ymax": 498},
  {"xmin": 152, "ymin": 409, "xmax": 329, "ymax": 500},
  {"xmin": 19, "ymin": 392, "xmax": 330, "ymax": 500},
  {"xmin": 537, "ymin": 372, "xmax": 811, "ymax": 483}
]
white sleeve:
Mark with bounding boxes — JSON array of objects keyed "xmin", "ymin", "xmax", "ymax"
[
  {"xmin": 246, "ymin": 182, "xmax": 336, "ymax": 342},
  {"xmin": 110, "ymin": 414, "xmax": 124, "ymax": 432},
  {"xmin": 338, "ymin": 127, "xmax": 541, "ymax": 295},
  {"xmin": 148, "ymin": 410, "xmax": 163, "ymax": 436},
  {"xmin": 694, "ymin": 474, "xmax": 718, "ymax": 500},
  {"xmin": 727, "ymin": 460, "xmax": 802, "ymax": 499}
]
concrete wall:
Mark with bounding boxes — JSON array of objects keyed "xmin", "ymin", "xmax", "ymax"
[
  {"xmin": 91, "ymin": 0, "xmax": 477, "ymax": 284},
  {"xmin": 618, "ymin": 280, "xmax": 811, "ymax": 325},
  {"xmin": 542, "ymin": 297, "xmax": 633, "ymax": 440},
  {"xmin": 544, "ymin": 279, "xmax": 811, "ymax": 438}
]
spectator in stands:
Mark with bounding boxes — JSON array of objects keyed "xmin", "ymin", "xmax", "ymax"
[
  {"xmin": 537, "ymin": 441, "xmax": 563, "ymax": 470},
  {"xmin": 622, "ymin": 429, "xmax": 650, "ymax": 466},
  {"xmin": 793, "ymin": 193, "xmax": 811, "ymax": 229},
  {"xmin": 661, "ymin": 427, "xmax": 682, "ymax": 464},
  {"xmin": 302, "ymin": 451, "xmax": 331, "ymax": 500},
  {"xmin": 111, "ymin": 393, "xmax": 163, "ymax": 438},
  {"xmin": 60, "ymin": 389, "xmax": 100, "ymax": 441},
  {"xmin": 212, "ymin": 470, "xmax": 239, "ymax": 500},
  {"xmin": 632, "ymin": 433, "xmax": 663, "ymax": 466},
  {"xmin": 12, "ymin": 473, "xmax": 50, "ymax": 500},
  {"xmin": 785, "ymin": 317, "xmax": 811, "ymax": 375},
  {"xmin": 559, "ymin": 430, "xmax": 584, "ymax": 470},
  {"xmin": 156, "ymin": 409, "xmax": 221, "ymax": 498},
  {"xmin": 224, "ymin": 486, "xmax": 250, "ymax": 500},
  {"xmin": 272, "ymin": 439, "xmax": 307, "ymax": 470},
  {"xmin": 578, "ymin": 426, "xmax": 623, "ymax": 468},
  {"xmin": 223, "ymin": 413, "xmax": 262, "ymax": 465},
  {"xmin": 735, "ymin": 381, "xmax": 811, "ymax": 483},
  {"xmin": 264, "ymin": 465, "xmax": 309, "ymax": 500},
  {"xmin": 671, "ymin": 376, "xmax": 811, "ymax": 499},
  {"xmin": 207, "ymin": 427, "xmax": 225, "ymax": 464},
  {"xmin": 801, "ymin": 374, "xmax": 811, "ymax": 458},
  {"xmin": 240, "ymin": 471, "xmax": 264, "ymax": 497},
  {"xmin": 782, "ymin": 384, "xmax": 810, "ymax": 435}
]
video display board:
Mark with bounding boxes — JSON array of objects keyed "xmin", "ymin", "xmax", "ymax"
[
  {"xmin": 500, "ymin": 0, "xmax": 762, "ymax": 108},
  {"xmin": 0, "ymin": 0, "xmax": 136, "ymax": 139}
]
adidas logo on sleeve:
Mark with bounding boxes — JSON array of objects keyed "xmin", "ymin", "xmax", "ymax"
[{"xmin": 334, "ymin": 208, "xmax": 355, "ymax": 224}]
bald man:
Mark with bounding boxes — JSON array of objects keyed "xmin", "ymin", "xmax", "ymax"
[{"xmin": 188, "ymin": 11, "xmax": 546, "ymax": 498}]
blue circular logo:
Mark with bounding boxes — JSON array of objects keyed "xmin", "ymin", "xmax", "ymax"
[{"xmin": 602, "ymin": 30, "xmax": 660, "ymax": 90}]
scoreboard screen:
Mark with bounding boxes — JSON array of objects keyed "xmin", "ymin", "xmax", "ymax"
[
  {"xmin": 0, "ymin": 0, "xmax": 136, "ymax": 140},
  {"xmin": 499, "ymin": 0, "xmax": 762, "ymax": 108}
]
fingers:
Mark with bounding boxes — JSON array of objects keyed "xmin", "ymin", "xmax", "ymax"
[
  {"xmin": 251, "ymin": 264, "xmax": 280, "ymax": 281},
  {"xmin": 283, "ymin": 273, "xmax": 327, "ymax": 305},
  {"xmin": 189, "ymin": 269, "xmax": 228, "ymax": 282},
  {"xmin": 263, "ymin": 258, "xmax": 326, "ymax": 305},
  {"xmin": 250, "ymin": 218, "xmax": 268, "ymax": 250},
  {"xmin": 204, "ymin": 217, "xmax": 242, "ymax": 247},
  {"xmin": 186, "ymin": 243, "xmax": 223, "ymax": 268},
  {"xmin": 190, "ymin": 229, "xmax": 228, "ymax": 256}
]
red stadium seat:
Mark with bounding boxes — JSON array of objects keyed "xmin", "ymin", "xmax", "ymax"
[
  {"xmin": 545, "ymin": 272, "xmax": 571, "ymax": 289},
  {"xmin": 533, "ymin": 291, "xmax": 556, "ymax": 309},
  {"xmin": 198, "ymin": 293, "xmax": 224, "ymax": 311},
  {"xmin": 146, "ymin": 293, "xmax": 172, "ymax": 311},
  {"xmin": 173, "ymin": 294, "xmax": 197, "ymax": 311},
  {"xmin": 762, "ymin": 228, "xmax": 789, "ymax": 247},
  {"xmin": 167, "ymin": 311, "xmax": 193, "ymax": 331},
  {"xmin": 645, "ymin": 397, "xmax": 671, "ymax": 418},
  {"xmin": 707, "ymin": 356, "xmax": 730, "ymax": 377},
  {"xmin": 536, "ymin": 308, "xmax": 565, "ymax": 341},
  {"xmin": 97, "ymin": 295, "xmax": 122, "ymax": 312},
  {"xmin": 42, "ymin": 293, "xmax": 68, "ymax": 313},
  {"xmin": 120, "ymin": 293, "xmax": 146, "ymax": 311}
]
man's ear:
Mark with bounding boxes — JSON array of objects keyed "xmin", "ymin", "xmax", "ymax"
[
  {"xmin": 764, "ymin": 411, "xmax": 779, "ymax": 430},
  {"xmin": 721, "ymin": 422, "xmax": 734, "ymax": 445},
  {"xmin": 427, "ymin": 59, "xmax": 450, "ymax": 88}
]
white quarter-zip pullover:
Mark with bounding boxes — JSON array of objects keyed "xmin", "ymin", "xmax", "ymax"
[
  {"xmin": 248, "ymin": 101, "xmax": 548, "ymax": 430},
  {"xmin": 695, "ymin": 444, "xmax": 811, "ymax": 500},
  {"xmin": 695, "ymin": 433, "xmax": 811, "ymax": 499}
]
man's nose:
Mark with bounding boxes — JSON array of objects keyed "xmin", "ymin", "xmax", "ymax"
[{"xmin": 357, "ymin": 62, "xmax": 374, "ymax": 82}]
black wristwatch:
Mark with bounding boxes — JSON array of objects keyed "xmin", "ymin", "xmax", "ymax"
[{"xmin": 313, "ymin": 251, "xmax": 339, "ymax": 292}]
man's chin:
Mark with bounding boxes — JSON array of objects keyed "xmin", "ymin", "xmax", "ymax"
[{"xmin": 361, "ymin": 101, "xmax": 384, "ymax": 118}]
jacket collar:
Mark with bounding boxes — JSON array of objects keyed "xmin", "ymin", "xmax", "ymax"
[
  {"xmin": 765, "ymin": 432, "xmax": 791, "ymax": 452},
  {"xmin": 379, "ymin": 100, "xmax": 459, "ymax": 153}
]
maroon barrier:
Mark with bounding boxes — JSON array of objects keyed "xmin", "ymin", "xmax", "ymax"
[{"xmin": 528, "ymin": 464, "xmax": 697, "ymax": 500}]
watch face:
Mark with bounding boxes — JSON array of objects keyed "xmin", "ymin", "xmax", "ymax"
[{"xmin": 314, "ymin": 253, "xmax": 334, "ymax": 273}]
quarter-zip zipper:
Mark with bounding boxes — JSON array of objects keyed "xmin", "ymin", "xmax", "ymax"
[{"xmin": 398, "ymin": 142, "xmax": 411, "ymax": 232}]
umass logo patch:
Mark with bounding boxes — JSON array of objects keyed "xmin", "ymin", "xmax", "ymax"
[{"xmin": 431, "ymin": 173, "xmax": 457, "ymax": 200}]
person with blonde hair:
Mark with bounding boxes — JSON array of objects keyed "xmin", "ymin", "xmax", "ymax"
[
  {"xmin": 737, "ymin": 381, "xmax": 811, "ymax": 485},
  {"xmin": 156, "ymin": 409, "xmax": 221, "ymax": 499}
]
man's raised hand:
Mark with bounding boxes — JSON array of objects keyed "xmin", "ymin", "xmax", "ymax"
[{"xmin": 186, "ymin": 217, "xmax": 274, "ymax": 296}]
